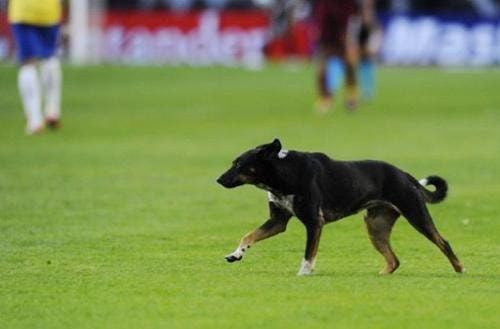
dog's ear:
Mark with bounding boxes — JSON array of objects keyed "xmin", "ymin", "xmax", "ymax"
[
  {"xmin": 259, "ymin": 138, "xmax": 282, "ymax": 159},
  {"xmin": 271, "ymin": 138, "xmax": 282, "ymax": 149}
]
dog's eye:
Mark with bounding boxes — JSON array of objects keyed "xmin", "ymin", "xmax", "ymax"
[
  {"xmin": 248, "ymin": 167, "xmax": 256, "ymax": 173},
  {"xmin": 234, "ymin": 161, "xmax": 242, "ymax": 169}
]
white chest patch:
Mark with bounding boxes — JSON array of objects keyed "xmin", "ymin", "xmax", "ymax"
[{"xmin": 268, "ymin": 192, "xmax": 295, "ymax": 214}]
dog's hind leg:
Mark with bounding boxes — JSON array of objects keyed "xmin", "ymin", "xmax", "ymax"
[
  {"xmin": 225, "ymin": 205, "xmax": 292, "ymax": 263},
  {"xmin": 398, "ymin": 198, "xmax": 465, "ymax": 273},
  {"xmin": 365, "ymin": 206, "xmax": 401, "ymax": 275}
]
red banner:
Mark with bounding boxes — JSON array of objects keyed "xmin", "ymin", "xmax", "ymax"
[
  {"xmin": 0, "ymin": 10, "xmax": 312, "ymax": 64},
  {"xmin": 103, "ymin": 10, "xmax": 271, "ymax": 66}
]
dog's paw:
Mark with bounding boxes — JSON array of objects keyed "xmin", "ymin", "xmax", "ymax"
[
  {"xmin": 379, "ymin": 261, "xmax": 399, "ymax": 275},
  {"xmin": 297, "ymin": 268, "xmax": 313, "ymax": 276},
  {"xmin": 379, "ymin": 268, "xmax": 394, "ymax": 275},
  {"xmin": 225, "ymin": 254, "xmax": 243, "ymax": 263},
  {"xmin": 297, "ymin": 259, "xmax": 314, "ymax": 276}
]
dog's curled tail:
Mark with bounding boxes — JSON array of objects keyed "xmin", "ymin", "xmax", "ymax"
[{"xmin": 418, "ymin": 175, "xmax": 448, "ymax": 204}]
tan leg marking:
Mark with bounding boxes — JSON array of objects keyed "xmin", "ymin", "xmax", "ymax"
[
  {"xmin": 226, "ymin": 219, "xmax": 288, "ymax": 262},
  {"xmin": 365, "ymin": 207, "xmax": 400, "ymax": 275}
]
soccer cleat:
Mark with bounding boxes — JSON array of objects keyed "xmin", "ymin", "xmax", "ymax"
[
  {"xmin": 315, "ymin": 96, "xmax": 332, "ymax": 114},
  {"xmin": 45, "ymin": 117, "xmax": 60, "ymax": 130},
  {"xmin": 345, "ymin": 98, "xmax": 359, "ymax": 111},
  {"xmin": 26, "ymin": 123, "xmax": 45, "ymax": 135},
  {"xmin": 345, "ymin": 86, "xmax": 359, "ymax": 112}
]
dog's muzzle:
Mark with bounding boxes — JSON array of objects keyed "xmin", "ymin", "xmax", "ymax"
[
  {"xmin": 217, "ymin": 171, "xmax": 242, "ymax": 188},
  {"xmin": 216, "ymin": 176, "xmax": 226, "ymax": 186},
  {"xmin": 217, "ymin": 173, "xmax": 232, "ymax": 188}
]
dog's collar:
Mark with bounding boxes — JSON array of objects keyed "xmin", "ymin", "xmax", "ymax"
[{"xmin": 278, "ymin": 149, "xmax": 289, "ymax": 159}]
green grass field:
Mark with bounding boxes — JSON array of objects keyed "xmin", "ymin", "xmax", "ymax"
[{"xmin": 0, "ymin": 64, "xmax": 499, "ymax": 329}]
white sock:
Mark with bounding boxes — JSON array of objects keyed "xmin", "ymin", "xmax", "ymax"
[
  {"xmin": 40, "ymin": 57, "xmax": 62, "ymax": 120},
  {"xmin": 18, "ymin": 64, "xmax": 43, "ymax": 131}
]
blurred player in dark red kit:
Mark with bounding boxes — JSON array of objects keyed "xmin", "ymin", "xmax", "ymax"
[
  {"xmin": 313, "ymin": 0, "xmax": 358, "ymax": 112},
  {"xmin": 312, "ymin": 0, "xmax": 359, "ymax": 113}
]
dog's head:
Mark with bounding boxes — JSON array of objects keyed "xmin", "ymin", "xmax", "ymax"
[{"xmin": 217, "ymin": 138, "xmax": 283, "ymax": 189}]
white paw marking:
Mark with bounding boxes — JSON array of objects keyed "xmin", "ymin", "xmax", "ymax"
[
  {"xmin": 226, "ymin": 247, "xmax": 245, "ymax": 260},
  {"xmin": 297, "ymin": 259, "xmax": 314, "ymax": 276}
]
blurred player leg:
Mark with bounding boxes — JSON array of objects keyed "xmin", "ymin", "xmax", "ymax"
[
  {"xmin": 18, "ymin": 62, "xmax": 44, "ymax": 134},
  {"xmin": 358, "ymin": 20, "xmax": 374, "ymax": 100},
  {"xmin": 11, "ymin": 24, "xmax": 44, "ymax": 134},
  {"xmin": 358, "ymin": 0, "xmax": 381, "ymax": 102},
  {"xmin": 362, "ymin": 27, "xmax": 382, "ymax": 100},
  {"xmin": 345, "ymin": 62, "xmax": 359, "ymax": 111},
  {"xmin": 40, "ymin": 24, "xmax": 62, "ymax": 129},
  {"xmin": 315, "ymin": 52, "xmax": 332, "ymax": 113},
  {"xmin": 360, "ymin": 57, "xmax": 375, "ymax": 100},
  {"xmin": 314, "ymin": 19, "xmax": 345, "ymax": 113},
  {"xmin": 41, "ymin": 56, "xmax": 62, "ymax": 128},
  {"xmin": 344, "ymin": 15, "xmax": 360, "ymax": 111},
  {"xmin": 326, "ymin": 56, "xmax": 344, "ymax": 95},
  {"xmin": 313, "ymin": 1, "xmax": 337, "ymax": 113}
]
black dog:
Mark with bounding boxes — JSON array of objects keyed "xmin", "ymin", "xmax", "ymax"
[{"xmin": 217, "ymin": 139, "xmax": 464, "ymax": 275}]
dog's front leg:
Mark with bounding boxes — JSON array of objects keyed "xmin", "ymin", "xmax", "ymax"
[
  {"xmin": 225, "ymin": 205, "xmax": 292, "ymax": 263},
  {"xmin": 297, "ymin": 223, "xmax": 323, "ymax": 275},
  {"xmin": 296, "ymin": 203, "xmax": 324, "ymax": 276}
]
